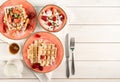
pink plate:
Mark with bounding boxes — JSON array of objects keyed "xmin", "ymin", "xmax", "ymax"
[
  {"xmin": 38, "ymin": 4, "xmax": 67, "ymax": 32},
  {"xmin": 22, "ymin": 32, "xmax": 64, "ymax": 73},
  {"xmin": 0, "ymin": 0, "xmax": 37, "ymax": 40}
]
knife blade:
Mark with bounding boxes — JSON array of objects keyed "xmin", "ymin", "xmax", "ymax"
[{"xmin": 65, "ymin": 33, "xmax": 70, "ymax": 78}]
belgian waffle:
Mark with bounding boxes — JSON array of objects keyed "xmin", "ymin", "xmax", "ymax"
[{"xmin": 27, "ymin": 39, "xmax": 57, "ymax": 66}]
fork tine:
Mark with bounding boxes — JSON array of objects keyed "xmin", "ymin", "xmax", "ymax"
[{"xmin": 70, "ymin": 37, "xmax": 75, "ymax": 47}]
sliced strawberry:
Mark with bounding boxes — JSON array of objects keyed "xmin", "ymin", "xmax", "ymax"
[
  {"xmin": 41, "ymin": 16, "xmax": 47, "ymax": 21},
  {"xmin": 14, "ymin": 18, "xmax": 20, "ymax": 23},
  {"xmin": 28, "ymin": 12, "xmax": 35, "ymax": 19},
  {"xmin": 47, "ymin": 22, "xmax": 52, "ymax": 26},
  {"xmin": 35, "ymin": 34, "xmax": 41, "ymax": 38},
  {"xmin": 8, "ymin": 15, "xmax": 12, "ymax": 23},
  {"xmin": 39, "ymin": 66, "xmax": 43, "ymax": 71},
  {"xmin": 52, "ymin": 16, "xmax": 56, "ymax": 21},
  {"xmin": 40, "ymin": 55, "xmax": 45, "ymax": 60},
  {"xmin": 59, "ymin": 14, "xmax": 64, "ymax": 21},
  {"xmin": 13, "ymin": 9, "xmax": 20, "ymax": 14},
  {"xmin": 32, "ymin": 63, "xmax": 40, "ymax": 69},
  {"xmin": 50, "ymin": 7, "xmax": 54, "ymax": 14},
  {"xmin": 26, "ymin": 24, "xmax": 32, "ymax": 30},
  {"xmin": 3, "ymin": 24, "xmax": 8, "ymax": 33},
  {"xmin": 45, "ymin": 9, "xmax": 48, "ymax": 13}
]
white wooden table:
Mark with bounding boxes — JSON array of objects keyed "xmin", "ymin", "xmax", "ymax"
[{"xmin": 1, "ymin": 0, "xmax": 120, "ymax": 82}]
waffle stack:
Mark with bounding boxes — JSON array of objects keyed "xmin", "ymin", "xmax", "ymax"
[{"xmin": 27, "ymin": 39, "xmax": 57, "ymax": 66}]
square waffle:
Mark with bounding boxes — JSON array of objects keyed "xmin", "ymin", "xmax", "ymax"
[{"xmin": 27, "ymin": 39, "xmax": 57, "ymax": 66}]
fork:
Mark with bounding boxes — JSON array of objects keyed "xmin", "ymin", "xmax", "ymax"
[{"xmin": 70, "ymin": 37, "xmax": 75, "ymax": 75}]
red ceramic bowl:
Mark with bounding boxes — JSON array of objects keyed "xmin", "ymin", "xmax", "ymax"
[
  {"xmin": 38, "ymin": 4, "xmax": 67, "ymax": 32},
  {"xmin": 22, "ymin": 32, "xmax": 64, "ymax": 73},
  {"xmin": 0, "ymin": 0, "xmax": 37, "ymax": 40}
]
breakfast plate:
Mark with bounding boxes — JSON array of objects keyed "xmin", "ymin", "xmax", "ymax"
[
  {"xmin": 22, "ymin": 32, "xmax": 64, "ymax": 73},
  {"xmin": 0, "ymin": 0, "xmax": 37, "ymax": 40},
  {"xmin": 38, "ymin": 4, "xmax": 67, "ymax": 32}
]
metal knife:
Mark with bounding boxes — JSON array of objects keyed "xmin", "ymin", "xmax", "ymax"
[{"xmin": 65, "ymin": 33, "xmax": 70, "ymax": 78}]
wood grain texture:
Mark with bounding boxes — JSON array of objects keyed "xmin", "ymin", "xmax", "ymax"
[
  {"xmin": 69, "ymin": 25, "xmax": 120, "ymax": 42},
  {"xmin": 2, "ymin": 0, "xmax": 120, "ymax": 7},
  {"xmin": 13, "ymin": 61, "xmax": 120, "ymax": 79},
  {"xmin": 27, "ymin": 0, "xmax": 120, "ymax": 6},
  {"xmin": 1, "ymin": 0, "xmax": 120, "ymax": 82},
  {"xmin": 2, "ymin": 79, "xmax": 120, "ymax": 82}
]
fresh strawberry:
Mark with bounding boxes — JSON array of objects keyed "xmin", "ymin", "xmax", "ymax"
[
  {"xmin": 39, "ymin": 66, "xmax": 43, "ymax": 71},
  {"xmin": 8, "ymin": 15, "xmax": 12, "ymax": 23},
  {"xmin": 40, "ymin": 55, "xmax": 45, "ymax": 60},
  {"xmin": 47, "ymin": 22, "xmax": 52, "ymax": 26},
  {"xmin": 45, "ymin": 9, "xmax": 48, "ymax": 13},
  {"xmin": 14, "ymin": 18, "xmax": 20, "ymax": 23},
  {"xmin": 13, "ymin": 9, "xmax": 20, "ymax": 14},
  {"xmin": 32, "ymin": 63, "xmax": 40, "ymax": 69},
  {"xmin": 35, "ymin": 34, "xmax": 41, "ymax": 38},
  {"xmin": 59, "ymin": 14, "xmax": 64, "ymax": 21},
  {"xmin": 28, "ymin": 12, "xmax": 35, "ymax": 19},
  {"xmin": 26, "ymin": 24, "xmax": 32, "ymax": 30},
  {"xmin": 41, "ymin": 16, "xmax": 47, "ymax": 21},
  {"xmin": 50, "ymin": 7, "xmax": 54, "ymax": 14},
  {"xmin": 3, "ymin": 24, "xmax": 8, "ymax": 33},
  {"xmin": 52, "ymin": 16, "xmax": 56, "ymax": 21}
]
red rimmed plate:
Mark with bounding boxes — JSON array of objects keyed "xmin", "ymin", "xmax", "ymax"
[
  {"xmin": 38, "ymin": 4, "xmax": 67, "ymax": 32},
  {"xmin": 0, "ymin": 0, "xmax": 37, "ymax": 40},
  {"xmin": 22, "ymin": 32, "xmax": 64, "ymax": 73}
]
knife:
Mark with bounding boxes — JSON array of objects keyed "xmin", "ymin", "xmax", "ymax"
[{"xmin": 65, "ymin": 33, "xmax": 70, "ymax": 78}]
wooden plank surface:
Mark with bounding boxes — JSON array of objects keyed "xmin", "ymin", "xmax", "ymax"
[
  {"xmin": 1, "ymin": 0, "xmax": 120, "ymax": 82},
  {"xmin": 16, "ymin": 61, "xmax": 120, "ymax": 79},
  {"xmin": 1, "ymin": 0, "xmax": 120, "ymax": 7},
  {"xmin": 2, "ymin": 79, "xmax": 120, "ymax": 82},
  {"xmin": 68, "ymin": 7, "xmax": 120, "ymax": 24},
  {"xmin": 69, "ymin": 25, "xmax": 120, "ymax": 42},
  {"xmin": 27, "ymin": 0, "xmax": 120, "ymax": 6},
  {"xmin": 72, "ymin": 43, "xmax": 120, "ymax": 60},
  {"xmin": 3, "ymin": 79, "xmax": 120, "ymax": 82}
]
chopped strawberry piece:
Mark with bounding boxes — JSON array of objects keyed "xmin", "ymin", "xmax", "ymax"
[
  {"xmin": 47, "ymin": 22, "xmax": 52, "ymax": 26},
  {"xmin": 45, "ymin": 9, "xmax": 48, "ymax": 13},
  {"xmin": 26, "ymin": 24, "xmax": 32, "ymax": 30},
  {"xmin": 35, "ymin": 34, "xmax": 41, "ymax": 38},
  {"xmin": 8, "ymin": 15, "xmax": 12, "ymax": 23},
  {"xmin": 39, "ymin": 66, "xmax": 43, "ymax": 71},
  {"xmin": 14, "ymin": 18, "xmax": 20, "ymax": 23},
  {"xmin": 59, "ymin": 14, "xmax": 64, "ymax": 21},
  {"xmin": 3, "ymin": 24, "xmax": 8, "ymax": 33},
  {"xmin": 28, "ymin": 12, "xmax": 35, "ymax": 19},
  {"xmin": 50, "ymin": 7, "xmax": 54, "ymax": 14},
  {"xmin": 41, "ymin": 16, "xmax": 47, "ymax": 21},
  {"xmin": 32, "ymin": 63, "xmax": 40, "ymax": 69},
  {"xmin": 40, "ymin": 55, "xmax": 45, "ymax": 60},
  {"xmin": 13, "ymin": 9, "xmax": 20, "ymax": 14},
  {"xmin": 52, "ymin": 16, "xmax": 56, "ymax": 21},
  {"xmin": 50, "ymin": 7, "xmax": 54, "ymax": 11}
]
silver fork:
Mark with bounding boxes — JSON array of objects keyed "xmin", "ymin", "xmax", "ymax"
[{"xmin": 70, "ymin": 37, "xmax": 75, "ymax": 75}]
